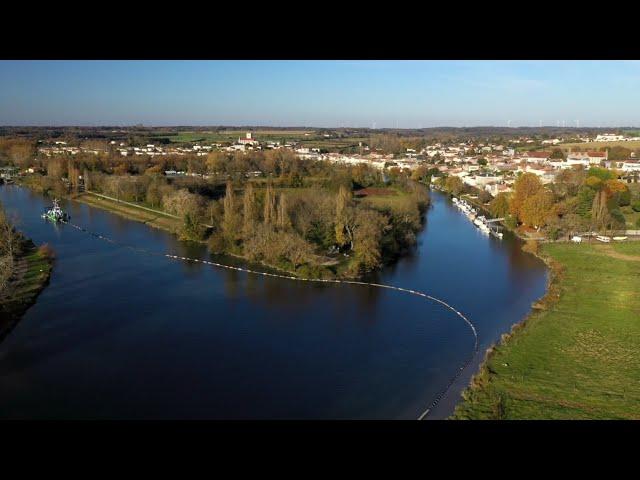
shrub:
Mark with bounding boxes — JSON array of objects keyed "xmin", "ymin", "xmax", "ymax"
[
  {"xmin": 522, "ymin": 240, "xmax": 539, "ymax": 255},
  {"xmin": 37, "ymin": 243, "xmax": 55, "ymax": 260},
  {"xmin": 478, "ymin": 190, "xmax": 492, "ymax": 204},
  {"xmin": 207, "ymin": 232, "xmax": 225, "ymax": 254},
  {"xmin": 632, "ymin": 201, "xmax": 640, "ymax": 213}
]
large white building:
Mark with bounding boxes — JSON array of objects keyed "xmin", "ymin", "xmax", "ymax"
[{"xmin": 595, "ymin": 133, "xmax": 625, "ymax": 142}]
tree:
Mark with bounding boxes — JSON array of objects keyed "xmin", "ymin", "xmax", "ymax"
[
  {"xmin": 509, "ymin": 173, "xmax": 543, "ymax": 223},
  {"xmin": 242, "ymin": 182, "xmax": 258, "ymax": 239},
  {"xmin": 585, "ymin": 176, "xmax": 604, "ymax": 190},
  {"xmin": 281, "ymin": 232, "xmax": 312, "ymax": 270},
  {"xmin": 478, "ymin": 189, "xmax": 492, "ymax": 204},
  {"xmin": 549, "ymin": 148, "xmax": 565, "ymax": 160},
  {"xmin": 145, "ymin": 178, "xmax": 163, "ymax": 208},
  {"xmin": 222, "ymin": 180, "xmax": 241, "ymax": 246},
  {"xmin": 587, "ymin": 167, "xmax": 615, "ymax": 181},
  {"xmin": 607, "ymin": 146, "xmax": 632, "ymax": 161},
  {"xmin": 575, "ymin": 186, "xmax": 596, "ymax": 218},
  {"xmin": 335, "ymin": 184, "xmax": 353, "ymax": 248},
  {"xmin": 490, "ymin": 192, "xmax": 510, "ymax": 218},
  {"xmin": 83, "ymin": 169, "xmax": 92, "ymax": 191},
  {"xmin": 206, "ymin": 199, "xmax": 222, "ymax": 226},
  {"xmin": 352, "ymin": 209, "xmax": 387, "ymax": 273},
  {"xmin": 0, "ymin": 204, "xmax": 19, "ymax": 292},
  {"xmin": 554, "ymin": 166, "xmax": 585, "ymax": 198},
  {"xmin": 67, "ymin": 160, "xmax": 80, "ymax": 190},
  {"xmin": 444, "ymin": 176, "xmax": 464, "ymax": 196},
  {"xmin": 9, "ymin": 142, "xmax": 35, "ymax": 169},
  {"xmin": 263, "ymin": 182, "xmax": 276, "ymax": 226},
  {"xmin": 46, "ymin": 157, "xmax": 65, "ymax": 179},
  {"xmin": 520, "ymin": 189, "xmax": 555, "ymax": 229},
  {"xmin": 277, "ymin": 193, "xmax": 292, "ymax": 230},
  {"xmin": 591, "ymin": 189, "xmax": 610, "ymax": 231},
  {"xmin": 410, "ymin": 164, "xmax": 430, "ymax": 183},
  {"xmin": 604, "ymin": 179, "xmax": 629, "ymax": 207},
  {"xmin": 206, "ymin": 151, "xmax": 227, "ymax": 174}
]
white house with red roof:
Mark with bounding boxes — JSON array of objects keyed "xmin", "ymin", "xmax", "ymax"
[
  {"xmin": 237, "ymin": 132, "xmax": 259, "ymax": 146},
  {"xmin": 523, "ymin": 151, "xmax": 552, "ymax": 163},
  {"xmin": 566, "ymin": 150, "xmax": 607, "ymax": 167}
]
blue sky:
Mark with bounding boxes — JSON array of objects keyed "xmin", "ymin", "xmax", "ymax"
[{"xmin": 0, "ymin": 60, "xmax": 639, "ymax": 127}]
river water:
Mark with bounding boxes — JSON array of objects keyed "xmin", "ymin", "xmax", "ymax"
[{"xmin": 0, "ymin": 185, "xmax": 547, "ymax": 419}]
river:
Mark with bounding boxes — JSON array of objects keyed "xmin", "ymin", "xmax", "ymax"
[{"xmin": 0, "ymin": 185, "xmax": 547, "ymax": 419}]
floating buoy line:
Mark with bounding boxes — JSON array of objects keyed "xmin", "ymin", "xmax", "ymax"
[{"xmin": 61, "ymin": 218, "xmax": 479, "ymax": 420}]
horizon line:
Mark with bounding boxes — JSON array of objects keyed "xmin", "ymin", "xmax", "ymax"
[{"xmin": 1, "ymin": 124, "xmax": 638, "ymax": 130}]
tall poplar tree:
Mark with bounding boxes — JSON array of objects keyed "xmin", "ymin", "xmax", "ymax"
[
  {"xmin": 243, "ymin": 182, "xmax": 258, "ymax": 239},
  {"xmin": 222, "ymin": 180, "xmax": 240, "ymax": 245},
  {"xmin": 263, "ymin": 182, "xmax": 276, "ymax": 226}
]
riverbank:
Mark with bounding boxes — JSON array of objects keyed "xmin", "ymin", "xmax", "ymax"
[
  {"xmin": 452, "ymin": 241, "xmax": 640, "ymax": 419},
  {"xmin": 0, "ymin": 236, "xmax": 54, "ymax": 342},
  {"xmin": 75, "ymin": 191, "xmax": 181, "ymax": 232},
  {"xmin": 73, "ymin": 191, "xmax": 325, "ymax": 279}
]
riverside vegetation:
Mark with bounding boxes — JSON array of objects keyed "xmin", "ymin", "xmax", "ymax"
[
  {"xmin": 0, "ymin": 203, "xmax": 54, "ymax": 340},
  {"xmin": 438, "ymin": 166, "xmax": 640, "ymax": 239},
  {"xmin": 7, "ymin": 147, "xmax": 429, "ymax": 279}
]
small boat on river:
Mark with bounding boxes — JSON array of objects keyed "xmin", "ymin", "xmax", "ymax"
[{"xmin": 41, "ymin": 198, "xmax": 69, "ymax": 223}]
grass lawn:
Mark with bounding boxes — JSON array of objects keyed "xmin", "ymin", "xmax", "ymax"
[
  {"xmin": 360, "ymin": 188, "xmax": 412, "ymax": 210},
  {"xmin": 76, "ymin": 193, "xmax": 180, "ymax": 233},
  {"xmin": 452, "ymin": 241, "xmax": 640, "ymax": 419}
]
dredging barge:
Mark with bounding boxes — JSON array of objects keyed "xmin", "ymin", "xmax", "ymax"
[{"xmin": 41, "ymin": 198, "xmax": 69, "ymax": 223}]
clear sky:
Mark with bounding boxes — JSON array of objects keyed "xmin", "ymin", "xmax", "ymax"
[{"xmin": 0, "ymin": 60, "xmax": 638, "ymax": 128}]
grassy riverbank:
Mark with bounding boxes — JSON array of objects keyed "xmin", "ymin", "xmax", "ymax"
[
  {"xmin": 0, "ymin": 238, "xmax": 54, "ymax": 341},
  {"xmin": 453, "ymin": 241, "xmax": 640, "ymax": 419},
  {"xmin": 75, "ymin": 192, "xmax": 181, "ymax": 232}
]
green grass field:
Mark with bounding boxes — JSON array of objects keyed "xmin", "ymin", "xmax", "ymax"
[
  {"xmin": 558, "ymin": 140, "xmax": 640, "ymax": 152},
  {"xmin": 453, "ymin": 241, "xmax": 640, "ymax": 419},
  {"xmin": 0, "ymin": 242, "xmax": 53, "ymax": 339},
  {"xmin": 151, "ymin": 130, "xmax": 319, "ymax": 144}
]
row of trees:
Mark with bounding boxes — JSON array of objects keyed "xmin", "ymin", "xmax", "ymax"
[
  {"xmin": 488, "ymin": 167, "xmax": 635, "ymax": 237},
  {"xmin": 437, "ymin": 165, "xmax": 636, "ymax": 239},
  {"xmin": 0, "ymin": 205, "xmax": 19, "ymax": 293}
]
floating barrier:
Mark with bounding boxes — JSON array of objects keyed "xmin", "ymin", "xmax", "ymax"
[{"xmin": 61, "ymin": 219, "xmax": 479, "ymax": 419}]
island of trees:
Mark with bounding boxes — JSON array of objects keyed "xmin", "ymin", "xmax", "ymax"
[{"xmin": 4, "ymin": 145, "xmax": 429, "ymax": 279}]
